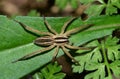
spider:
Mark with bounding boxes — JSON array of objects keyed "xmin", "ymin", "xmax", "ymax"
[{"xmin": 14, "ymin": 17, "xmax": 92, "ymax": 64}]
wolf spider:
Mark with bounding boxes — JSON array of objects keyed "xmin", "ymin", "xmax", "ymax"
[{"xmin": 14, "ymin": 17, "xmax": 92, "ymax": 64}]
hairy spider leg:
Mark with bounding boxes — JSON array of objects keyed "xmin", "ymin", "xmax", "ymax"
[
  {"xmin": 13, "ymin": 45, "xmax": 56, "ymax": 63},
  {"xmin": 64, "ymin": 24, "xmax": 93, "ymax": 36},
  {"xmin": 43, "ymin": 17, "xmax": 58, "ymax": 35},
  {"xmin": 52, "ymin": 46, "xmax": 59, "ymax": 62},
  {"xmin": 64, "ymin": 44, "xmax": 92, "ymax": 50},
  {"xmin": 15, "ymin": 20, "xmax": 54, "ymax": 36},
  {"xmin": 60, "ymin": 17, "xmax": 77, "ymax": 34},
  {"xmin": 61, "ymin": 46, "xmax": 79, "ymax": 64},
  {"xmin": 63, "ymin": 24, "xmax": 94, "ymax": 50}
]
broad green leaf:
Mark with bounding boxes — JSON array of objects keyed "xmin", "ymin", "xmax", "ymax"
[
  {"xmin": 0, "ymin": 15, "xmax": 120, "ymax": 79},
  {"xmin": 70, "ymin": 15, "xmax": 120, "ymax": 46},
  {"xmin": 33, "ymin": 62, "xmax": 65, "ymax": 79}
]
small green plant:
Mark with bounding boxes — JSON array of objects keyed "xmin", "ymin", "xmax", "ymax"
[
  {"xmin": 72, "ymin": 35, "xmax": 120, "ymax": 79},
  {"xmin": 33, "ymin": 62, "xmax": 65, "ymax": 79},
  {"xmin": 80, "ymin": 0, "xmax": 120, "ymax": 15},
  {"xmin": 55, "ymin": 0, "xmax": 120, "ymax": 15}
]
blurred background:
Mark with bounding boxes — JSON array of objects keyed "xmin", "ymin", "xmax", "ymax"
[
  {"xmin": 0, "ymin": 0, "xmax": 91, "ymax": 18},
  {"xmin": 0, "ymin": 0, "xmax": 120, "ymax": 18}
]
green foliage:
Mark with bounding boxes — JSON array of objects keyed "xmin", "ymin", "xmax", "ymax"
[
  {"xmin": 72, "ymin": 35, "xmax": 120, "ymax": 79},
  {"xmin": 55, "ymin": 0, "xmax": 120, "ymax": 15},
  {"xmin": 33, "ymin": 62, "xmax": 65, "ymax": 79},
  {"xmin": 36, "ymin": 0, "xmax": 43, "ymax": 2},
  {"xmin": 55, "ymin": 0, "xmax": 78, "ymax": 9},
  {"xmin": 80, "ymin": 0, "xmax": 120, "ymax": 15},
  {"xmin": 27, "ymin": 10, "xmax": 40, "ymax": 17},
  {"xmin": 0, "ymin": 15, "xmax": 120, "ymax": 79}
]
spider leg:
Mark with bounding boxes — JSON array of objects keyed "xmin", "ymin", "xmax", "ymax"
[
  {"xmin": 52, "ymin": 46, "xmax": 59, "ymax": 62},
  {"xmin": 60, "ymin": 17, "xmax": 77, "ymax": 34},
  {"xmin": 15, "ymin": 20, "xmax": 53, "ymax": 36},
  {"xmin": 65, "ymin": 44, "xmax": 93, "ymax": 50},
  {"xmin": 43, "ymin": 17, "xmax": 58, "ymax": 35},
  {"xmin": 61, "ymin": 46, "xmax": 79, "ymax": 64},
  {"xmin": 64, "ymin": 24, "xmax": 93, "ymax": 36},
  {"xmin": 12, "ymin": 45, "xmax": 55, "ymax": 63}
]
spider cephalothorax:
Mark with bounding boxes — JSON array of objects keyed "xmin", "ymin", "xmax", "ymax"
[{"xmin": 14, "ymin": 17, "xmax": 92, "ymax": 64}]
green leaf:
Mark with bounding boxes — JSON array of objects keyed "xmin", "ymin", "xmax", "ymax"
[
  {"xmin": 33, "ymin": 62, "xmax": 65, "ymax": 79},
  {"xmin": 80, "ymin": 0, "xmax": 94, "ymax": 3},
  {"xmin": 27, "ymin": 10, "xmax": 40, "ymax": 17},
  {"xmin": 73, "ymin": 35, "xmax": 120, "ymax": 79},
  {"xmin": 110, "ymin": 60, "xmax": 120, "ymax": 78},
  {"xmin": 105, "ymin": 0, "xmax": 120, "ymax": 15},
  {"xmin": 105, "ymin": 36, "xmax": 120, "ymax": 61},
  {"xmin": 55, "ymin": 0, "xmax": 68, "ymax": 9},
  {"xmin": 72, "ymin": 41, "xmax": 102, "ymax": 73},
  {"xmin": 0, "ymin": 15, "xmax": 120, "ymax": 79},
  {"xmin": 70, "ymin": 15, "xmax": 120, "ymax": 46},
  {"xmin": 106, "ymin": 4, "xmax": 117, "ymax": 15},
  {"xmin": 85, "ymin": 63, "xmax": 106, "ymax": 79},
  {"xmin": 36, "ymin": 0, "xmax": 43, "ymax": 2},
  {"xmin": 70, "ymin": 0, "xmax": 78, "ymax": 9},
  {"xmin": 55, "ymin": 0, "xmax": 78, "ymax": 9},
  {"xmin": 111, "ymin": 0, "xmax": 120, "ymax": 8},
  {"xmin": 80, "ymin": 0, "xmax": 105, "ymax": 16},
  {"xmin": 85, "ymin": 4, "xmax": 105, "ymax": 16}
]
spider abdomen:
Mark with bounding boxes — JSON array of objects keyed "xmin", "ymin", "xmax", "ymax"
[
  {"xmin": 34, "ymin": 36, "xmax": 69, "ymax": 46},
  {"xmin": 34, "ymin": 36, "xmax": 54, "ymax": 46}
]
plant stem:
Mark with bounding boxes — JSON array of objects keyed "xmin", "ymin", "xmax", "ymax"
[{"xmin": 101, "ymin": 41, "xmax": 112, "ymax": 76}]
